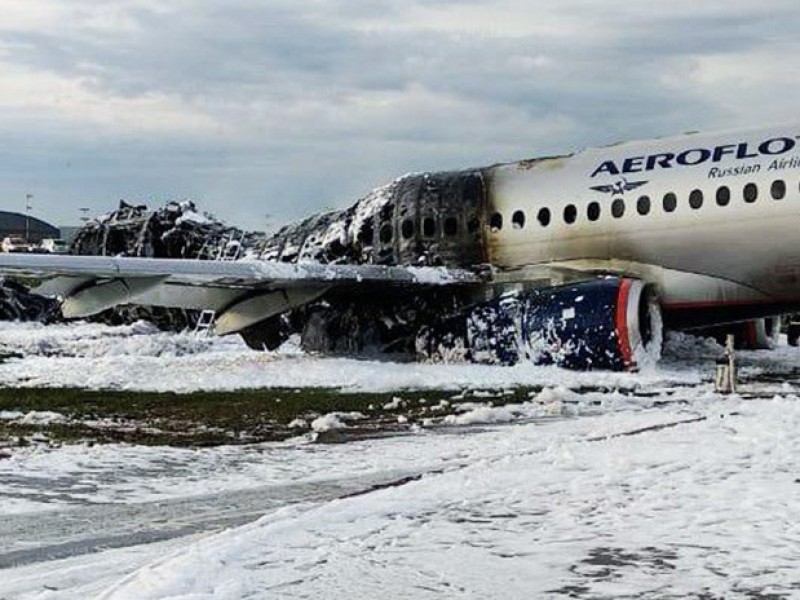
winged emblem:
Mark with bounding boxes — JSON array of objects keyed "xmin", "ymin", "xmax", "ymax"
[{"xmin": 590, "ymin": 177, "xmax": 649, "ymax": 196}]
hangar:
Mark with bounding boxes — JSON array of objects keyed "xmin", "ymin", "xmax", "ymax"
[{"xmin": 0, "ymin": 211, "xmax": 60, "ymax": 243}]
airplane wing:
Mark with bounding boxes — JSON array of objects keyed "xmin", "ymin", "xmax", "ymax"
[{"xmin": 0, "ymin": 254, "xmax": 481, "ymax": 335}]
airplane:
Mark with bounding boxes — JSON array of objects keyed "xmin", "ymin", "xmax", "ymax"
[{"xmin": 0, "ymin": 123, "xmax": 799, "ymax": 371}]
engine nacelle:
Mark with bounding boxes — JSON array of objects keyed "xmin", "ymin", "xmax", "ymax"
[{"xmin": 466, "ymin": 278, "xmax": 662, "ymax": 371}]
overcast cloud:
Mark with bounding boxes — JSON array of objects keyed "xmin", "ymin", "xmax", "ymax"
[{"xmin": 1, "ymin": 0, "xmax": 800, "ymax": 228}]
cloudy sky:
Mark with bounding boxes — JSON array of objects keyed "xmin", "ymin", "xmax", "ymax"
[{"xmin": 1, "ymin": 0, "xmax": 800, "ymax": 229}]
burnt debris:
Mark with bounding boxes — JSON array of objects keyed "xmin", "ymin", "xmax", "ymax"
[
  {"xmin": 1, "ymin": 169, "xmax": 491, "ymax": 359},
  {"xmin": 71, "ymin": 200, "xmax": 261, "ymax": 261},
  {"xmin": 0, "ymin": 200, "xmax": 259, "ymax": 329},
  {"xmin": 0, "ymin": 278, "xmax": 60, "ymax": 323}
]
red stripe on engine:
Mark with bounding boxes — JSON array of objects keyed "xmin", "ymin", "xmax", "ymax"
[{"xmin": 615, "ymin": 278, "xmax": 634, "ymax": 369}]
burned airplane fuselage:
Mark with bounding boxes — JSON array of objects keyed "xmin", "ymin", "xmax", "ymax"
[
  {"xmin": 243, "ymin": 170, "xmax": 492, "ymax": 359},
  {"xmin": 252, "ymin": 170, "xmax": 488, "ymax": 268},
  {"xmin": 56, "ymin": 174, "xmax": 495, "ymax": 360}
]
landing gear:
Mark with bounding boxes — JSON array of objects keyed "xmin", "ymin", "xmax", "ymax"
[{"xmin": 788, "ymin": 321, "xmax": 800, "ymax": 347}]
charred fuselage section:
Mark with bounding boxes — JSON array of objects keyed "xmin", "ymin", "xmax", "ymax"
[
  {"xmin": 0, "ymin": 279, "xmax": 60, "ymax": 323},
  {"xmin": 251, "ymin": 170, "xmax": 487, "ymax": 268},
  {"xmin": 6, "ymin": 172, "xmax": 493, "ymax": 357},
  {"xmin": 72, "ymin": 200, "xmax": 260, "ymax": 260},
  {"xmin": 239, "ymin": 170, "xmax": 490, "ymax": 356},
  {"xmin": 70, "ymin": 200, "xmax": 260, "ymax": 331}
]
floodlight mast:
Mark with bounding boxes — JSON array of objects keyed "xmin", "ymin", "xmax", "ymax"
[{"xmin": 24, "ymin": 194, "xmax": 33, "ymax": 242}]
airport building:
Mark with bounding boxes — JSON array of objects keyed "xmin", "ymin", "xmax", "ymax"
[{"xmin": 0, "ymin": 211, "xmax": 60, "ymax": 243}]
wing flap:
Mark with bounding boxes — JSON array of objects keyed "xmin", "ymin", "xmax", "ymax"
[{"xmin": 60, "ymin": 276, "xmax": 168, "ymax": 318}]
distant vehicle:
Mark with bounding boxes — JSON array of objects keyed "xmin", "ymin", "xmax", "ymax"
[
  {"xmin": 1, "ymin": 236, "xmax": 30, "ymax": 253},
  {"xmin": 39, "ymin": 238, "xmax": 68, "ymax": 254}
]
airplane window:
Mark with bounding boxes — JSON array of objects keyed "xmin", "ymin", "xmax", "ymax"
[
  {"xmin": 467, "ymin": 217, "xmax": 480, "ymax": 233},
  {"xmin": 716, "ymin": 186, "xmax": 730, "ymax": 206},
  {"xmin": 663, "ymin": 192, "xmax": 677, "ymax": 213},
  {"xmin": 587, "ymin": 201, "xmax": 601, "ymax": 221},
  {"xmin": 490, "ymin": 212, "xmax": 503, "ymax": 232},
  {"xmin": 512, "ymin": 210, "xmax": 526, "ymax": 229},
  {"xmin": 401, "ymin": 219, "xmax": 414, "ymax": 240},
  {"xmin": 564, "ymin": 204, "xmax": 577, "ymax": 224},
  {"xmin": 379, "ymin": 223, "xmax": 393, "ymax": 244},
  {"xmin": 358, "ymin": 225, "xmax": 374, "ymax": 245},
  {"xmin": 537, "ymin": 207, "xmax": 551, "ymax": 227},
  {"xmin": 444, "ymin": 216, "xmax": 458, "ymax": 237},
  {"xmin": 772, "ymin": 179, "xmax": 786, "ymax": 200},
  {"xmin": 422, "ymin": 216, "xmax": 436, "ymax": 237},
  {"xmin": 612, "ymin": 199, "xmax": 625, "ymax": 218},
  {"xmin": 744, "ymin": 183, "xmax": 758, "ymax": 203},
  {"xmin": 637, "ymin": 196, "xmax": 650, "ymax": 215},
  {"xmin": 689, "ymin": 189, "xmax": 703, "ymax": 210}
]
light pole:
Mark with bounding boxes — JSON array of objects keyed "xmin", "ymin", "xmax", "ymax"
[{"xmin": 24, "ymin": 194, "xmax": 33, "ymax": 242}]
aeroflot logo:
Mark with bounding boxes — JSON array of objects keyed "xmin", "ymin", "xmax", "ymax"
[
  {"xmin": 590, "ymin": 136, "xmax": 798, "ymax": 178},
  {"xmin": 590, "ymin": 177, "xmax": 649, "ymax": 196}
]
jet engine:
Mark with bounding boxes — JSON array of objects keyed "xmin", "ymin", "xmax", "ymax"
[{"xmin": 465, "ymin": 278, "xmax": 662, "ymax": 371}]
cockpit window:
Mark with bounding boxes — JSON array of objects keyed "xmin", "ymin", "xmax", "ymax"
[
  {"xmin": 490, "ymin": 212, "xmax": 503, "ymax": 232},
  {"xmin": 512, "ymin": 210, "xmax": 525, "ymax": 229}
]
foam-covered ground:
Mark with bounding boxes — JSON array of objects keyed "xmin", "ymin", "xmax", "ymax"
[
  {"xmin": 96, "ymin": 397, "xmax": 800, "ymax": 600},
  {"xmin": 0, "ymin": 320, "xmax": 717, "ymax": 392},
  {"xmin": 1, "ymin": 321, "xmax": 800, "ymax": 598}
]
